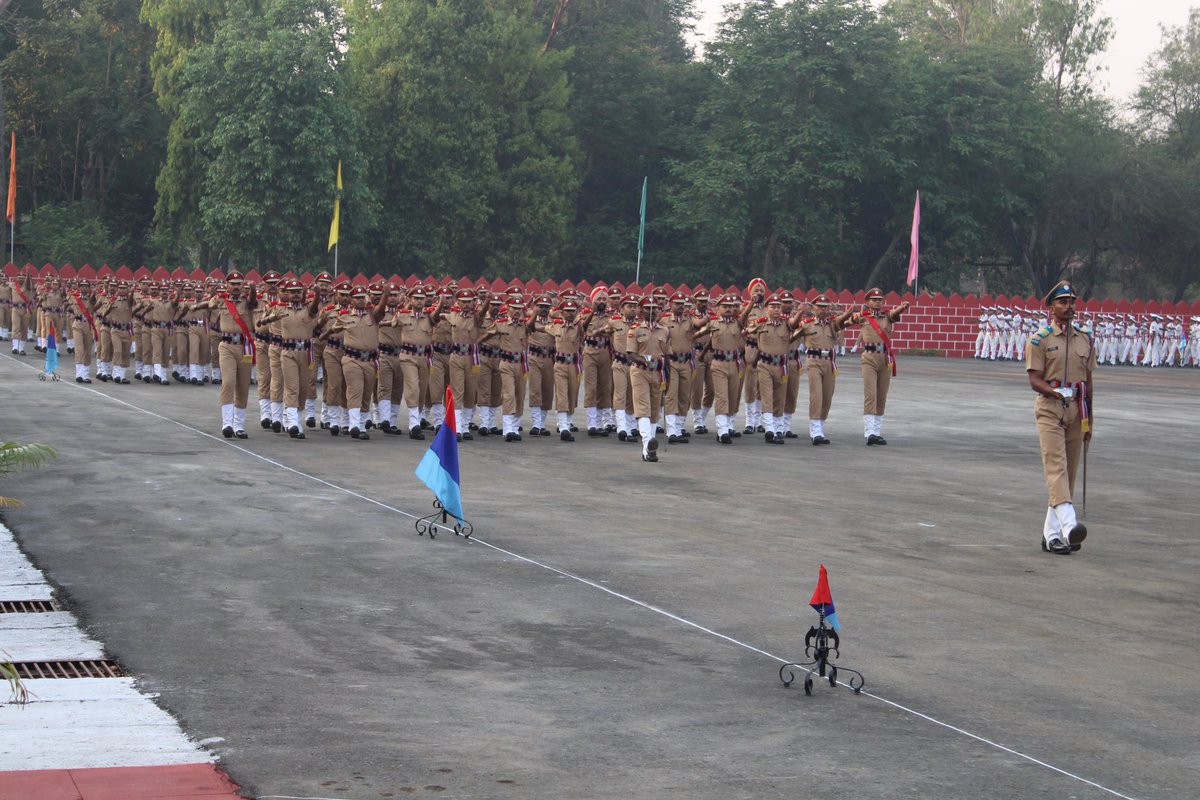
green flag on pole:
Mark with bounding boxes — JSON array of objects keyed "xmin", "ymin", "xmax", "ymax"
[{"xmin": 636, "ymin": 176, "xmax": 647, "ymax": 284}]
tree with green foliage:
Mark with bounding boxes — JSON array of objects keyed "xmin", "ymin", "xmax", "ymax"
[{"xmin": 169, "ymin": 0, "xmax": 370, "ymax": 269}]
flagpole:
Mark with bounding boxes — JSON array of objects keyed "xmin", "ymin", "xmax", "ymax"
[
  {"xmin": 636, "ymin": 176, "xmax": 647, "ymax": 285},
  {"xmin": 333, "ymin": 241, "xmax": 338, "ymax": 278}
]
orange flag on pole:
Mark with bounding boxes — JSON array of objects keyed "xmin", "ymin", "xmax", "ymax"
[{"xmin": 6, "ymin": 133, "xmax": 15, "ymax": 225}]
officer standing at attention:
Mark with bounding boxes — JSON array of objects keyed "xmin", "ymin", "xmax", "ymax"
[
  {"xmin": 842, "ymin": 288, "xmax": 910, "ymax": 445},
  {"xmin": 794, "ymin": 294, "xmax": 846, "ymax": 445},
  {"xmin": 1026, "ymin": 280, "xmax": 1096, "ymax": 555}
]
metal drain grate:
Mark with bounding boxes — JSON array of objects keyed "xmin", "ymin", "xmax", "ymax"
[
  {"xmin": 0, "ymin": 600, "xmax": 57, "ymax": 613},
  {"xmin": 10, "ymin": 660, "xmax": 126, "ymax": 679}
]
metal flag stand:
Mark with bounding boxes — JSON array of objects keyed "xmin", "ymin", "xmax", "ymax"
[
  {"xmin": 414, "ymin": 499, "xmax": 473, "ymax": 541},
  {"xmin": 778, "ymin": 609, "xmax": 865, "ymax": 696}
]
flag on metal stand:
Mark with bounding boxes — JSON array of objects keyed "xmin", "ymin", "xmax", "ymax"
[
  {"xmin": 809, "ymin": 563, "xmax": 841, "ymax": 631},
  {"xmin": 44, "ymin": 322, "xmax": 59, "ymax": 375},
  {"xmin": 415, "ymin": 386, "xmax": 464, "ymax": 524}
]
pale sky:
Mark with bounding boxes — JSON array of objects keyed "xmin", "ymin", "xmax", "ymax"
[{"xmin": 689, "ymin": 0, "xmax": 1195, "ymax": 105}]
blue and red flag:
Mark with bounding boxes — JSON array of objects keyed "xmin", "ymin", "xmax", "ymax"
[
  {"xmin": 45, "ymin": 323, "xmax": 59, "ymax": 374},
  {"xmin": 414, "ymin": 385, "xmax": 464, "ymax": 523},
  {"xmin": 809, "ymin": 563, "xmax": 841, "ymax": 631}
]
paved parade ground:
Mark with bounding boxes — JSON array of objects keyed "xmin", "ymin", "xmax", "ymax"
[{"xmin": 1, "ymin": 351, "xmax": 1198, "ymax": 799}]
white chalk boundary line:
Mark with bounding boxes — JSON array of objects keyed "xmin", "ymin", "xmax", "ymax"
[{"xmin": 2, "ymin": 354, "xmax": 1140, "ymax": 800}]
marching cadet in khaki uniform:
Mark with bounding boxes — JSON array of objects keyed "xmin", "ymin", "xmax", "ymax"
[
  {"xmin": 0, "ymin": 277, "xmax": 10, "ymax": 341},
  {"xmin": 626, "ymin": 295, "xmax": 670, "ymax": 461},
  {"xmin": 180, "ymin": 285, "xmax": 211, "ymax": 385},
  {"xmin": 37, "ymin": 277, "xmax": 68, "ymax": 354},
  {"xmin": 255, "ymin": 272, "xmax": 283, "ymax": 430},
  {"xmin": 741, "ymin": 278, "xmax": 768, "ymax": 433},
  {"xmin": 794, "ymin": 294, "xmax": 846, "ymax": 445},
  {"xmin": 662, "ymin": 291, "xmax": 705, "ymax": 444},
  {"xmin": 744, "ymin": 295, "xmax": 805, "ymax": 443},
  {"xmin": 375, "ymin": 284, "xmax": 407, "ymax": 434},
  {"xmin": 841, "ymin": 287, "xmax": 910, "ymax": 445},
  {"xmin": 1026, "ymin": 281, "xmax": 1096, "ymax": 555},
  {"xmin": 536, "ymin": 298, "xmax": 586, "ymax": 441},
  {"xmin": 689, "ymin": 288, "xmax": 716, "ymax": 435},
  {"xmin": 318, "ymin": 282, "xmax": 352, "ymax": 433},
  {"xmin": 92, "ymin": 280, "xmax": 112, "ymax": 380},
  {"xmin": 604, "ymin": 294, "xmax": 640, "ymax": 441},
  {"xmin": 141, "ymin": 283, "xmax": 178, "ymax": 385},
  {"xmin": 204, "ymin": 272, "xmax": 258, "ymax": 438},
  {"xmin": 437, "ymin": 288, "xmax": 487, "ymax": 439},
  {"xmin": 475, "ymin": 294, "xmax": 505, "ymax": 436},
  {"xmin": 527, "ymin": 296, "xmax": 557, "ymax": 436},
  {"xmin": 479, "ymin": 297, "xmax": 530, "ymax": 441},
  {"xmin": 391, "ymin": 287, "xmax": 434, "ymax": 439},
  {"xmin": 427, "ymin": 289, "xmax": 454, "ymax": 429},
  {"xmin": 8, "ymin": 272, "xmax": 34, "ymax": 355},
  {"xmin": 306, "ymin": 273, "xmax": 334, "ymax": 422},
  {"xmin": 779, "ymin": 291, "xmax": 803, "ymax": 438},
  {"xmin": 101, "ymin": 282, "xmax": 135, "ymax": 383},
  {"xmin": 327, "ymin": 284, "xmax": 389, "ymax": 440},
  {"xmin": 132, "ymin": 280, "xmax": 153, "ymax": 380},
  {"xmin": 581, "ymin": 285, "xmax": 614, "ymax": 436},
  {"xmin": 697, "ymin": 294, "xmax": 753, "ymax": 443},
  {"xmin": 67, "ymin": 281, "xmax": 98, "ymax": 383},
  {"xmin": 255, "ymin": 279, "xmax": 321, "ymax": 439}
]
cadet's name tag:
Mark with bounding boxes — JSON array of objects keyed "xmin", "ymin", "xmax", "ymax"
[{"xmin": 1046, "ymin": 345, "xmax": 1059, "ymax": 351}]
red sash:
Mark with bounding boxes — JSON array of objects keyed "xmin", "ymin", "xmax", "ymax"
[
  {"xmin": 863, "ymin": 314, "xmax": 896, "ymax": 376},
  {"xmin": 11, "ymin": 284, "xmax": 31, "ymax": 310},
  {"xmin": 68, "ymin": 289, "xmax": 98, "ymax": 338},
  {"xmin": 224, "ymin": 298, "xmax": 256, "ymax": 363}
]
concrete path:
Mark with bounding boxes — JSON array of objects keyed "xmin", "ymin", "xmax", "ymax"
[{"xmin": 1, "ymin": 351, "xmax": 1197, "ymax": 799}]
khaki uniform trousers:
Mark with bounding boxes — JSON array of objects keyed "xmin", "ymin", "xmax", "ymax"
[
  {"xmin": 784, "ymin": 353, "xmax": 801, "ymax": 415},
  {"xmin": 138, "ymin": 327, "xmax": 152, "ymax": 365},
  {"xmin": 583, "ymin": 349, "xmax": 613, "ymax": 409},
  {"xmin": 528, "ymin": 354, "xmax": 554, "ymax": 410},
  {"xmin": 72, "ymin": 322, "xmax": 94, "ymax": 366},
  {"xmin": 258, "ymin": 338, "xmax": 275, "ymax": 402},
  {"xmin": 612, "ymin": 361, "xmax": 635, "ymax": 414},
  {"xmin": 98, "ymin": 327, "xmax": 113, "ymax": 364},
  {"xmin": 742, "ymin": 343, "xmax": 760, "ymax": 404},
  {"xmin": 174, "ymin": 329, "xmax": 189, "ymax": 368},
  {"xmin": 150, "ymin": 328, "xmax": 171, "ymax": 368},
  {"xmin": 476, "ymin": 356, "xmax": 498, "ymax": 409},
  {"xmin": 428, "ymin": 350, "xmax": 450, "ymax": 407},
  {"xmin": 188, "ymin": 327, "xmax": 209, "ymax": 369},
  {"xmin": 500, "ymin": 360, "xmax": 526, "ymax": 416},
  {"xmin": 377, "ymin": 353, "xmax": 404, "ymax": 406},
  {"xmin": 399, "ymin": 356, "xmax": 429, "ymax": 414},
  {"xmin": 691, "ymin": 352, "xmax": 714, "ymax": 410},
  {"xmin": 806, "ymin": 357, "xmax": 836, "ymax": 420},
  {"xmin": 341, "ymin": 355, "xmax": 376, "ymax": 413},
  {"xmin": 554, "ymin": 361, "xmax": 580, "ymax": 414},
  {"xmin": 710, "ymin": 359, "xmax": 740, "ymax": 415},
  {"xmin": 664, "ymin": 357, "xmax": 693, "ymax": 415},
  {"xmin": 861, "ymin": 351, "xmax": 891, "ymax": 415},
  {"xmin": 218, "ymin": 342, "xmax": 253, "ymax": 407},
  {"xmin": 10, "ymin": 306, "xmax": 28, "ymax": 339},
  {"xmin": 269, "ymin": 344, "xmax": 285, "ymax": 405},
  {"xmin": 209, "ymin": 332, "xmax": 222, "ymax": 371},
  {"xmin": 309, "ymin": 340, "xmax": 324, "ymax": 400},
  {"xmin": 1035, "ymin": 397, "xmax": 1085, "ymax": 507},
  {"xmin": 631, "ymin": 363, "xmax": 663, "ymax": 418},
  {"xmin": 281, "ymin": 350, "xmax": 311, "ymax": 409},
  {"xmin": 448, "ymin": 354, "xmax": 478, "ymax": 409},
  {"xmin": 323, "ymin": 345, "xmax": 346, "ymax": 408},
  {"xmin": 110, "ymin": 328, "xmax": 131, "ymax": 367},
  {"xmin": 756, "ymin": 362, "xmax": 787, "ymax": 416}
]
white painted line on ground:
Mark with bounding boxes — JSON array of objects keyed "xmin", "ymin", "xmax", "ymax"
[{"xmin": 0, "ymin": 355, "xmax": 1141, "ymax": 799}]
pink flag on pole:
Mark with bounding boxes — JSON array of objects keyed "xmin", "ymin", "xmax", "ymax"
[{"xmin": 906, "ymin": 190, "xmax": 920, "ymax": 287}]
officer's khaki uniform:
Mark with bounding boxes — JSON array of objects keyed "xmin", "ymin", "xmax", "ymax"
[
  {"xmin": 543, "ymin": 316, "xmax": 584, "ymax": 433},
  {"xmin": 662, "ymin": 311, "xmax": 702, "ymax": 439},
  {"xmin": 376, "ymin": 305, "xmax": 405, "ymax": 430},
  {"xmin": 209, "ymin": 293, "xmax": 257, "ymax": 432},
  {"xmin": 690, "ymin": 313, "xmax": 715, "ymax": 431},
  {"xmin": 748, "ymin": 315, "xmax": 795, "ymax": 439},
  {"xmin": 483, "ymin": 315, "xmax": 529, "ymax": 438},
  {"xmin": 276, "ymin": 301, "xmax": 320, "ymax": 433},
  {"xmin": 626, "ymin": 316, "xmax": 670, "ymax": 457},
  {"xmin": 447, "ymin": 306, "xmax": 485, "ymax": 432},
  {"xmin": 428, "ymin": 316, "xmax": 452, "ymax": 426},
  {"xmin": 319, "ymin": 303, "xmax": 347, "ymax": 429},
  {"xmin": 68, "ymin": 292, "xmax": 96, "ymax": 379},
  {"xmin": 1026, "ymin": 322, "xmax": 1097, "ymax": 508},
  {"xmin": 607, "ymin": 313, "xmax": 638, "ymax": 436},
  {"xmin": 337, "ymin": 306, "xmax": 385, "ymax": 436},
  {"xmin": 702, "ymin": 314, "xmax": 746, "ymax": 439}
]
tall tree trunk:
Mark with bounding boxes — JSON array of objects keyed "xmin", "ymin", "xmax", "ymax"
[{"xmin": 863, "ymin": 231, "xmax": 902, "ymax": 290}]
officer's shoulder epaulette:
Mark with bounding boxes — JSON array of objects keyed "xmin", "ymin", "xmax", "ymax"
[
  {"xmin": 1029, "ymin": 325, "xmax": 1053, "ymax": 346},
  {"xmin": 610, "ymin": 312, "xmax": 622, "ymax": 320},
  {"xmin": 337, "ymin": 308, "xmax": 353, "ymax": 316},
  {"xmin": 709, "ymin": 312, "xmax": 720, "ymax": 320},
  {"xmin": 580, "ymin": 305, "xmax": 593, "ymax": 314},
  {"xmin": 551, "ymin": 317, "xmax": 564, "ymax": 324},
  {"xmin": 755, "ymin": 316, "xmax": 768, "ymax": 324},
  {"xmin": 450, "ymin": 304, "xmax": 462, "ymax": 313},
  {"xmin": 322, "ymin": 303, "xmax": 337, "ymax": 311}
]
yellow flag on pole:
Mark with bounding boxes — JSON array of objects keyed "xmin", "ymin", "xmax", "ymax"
[{"xmin": 327, "ymin": 160, "xmax": 342, "ymax": 252}]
